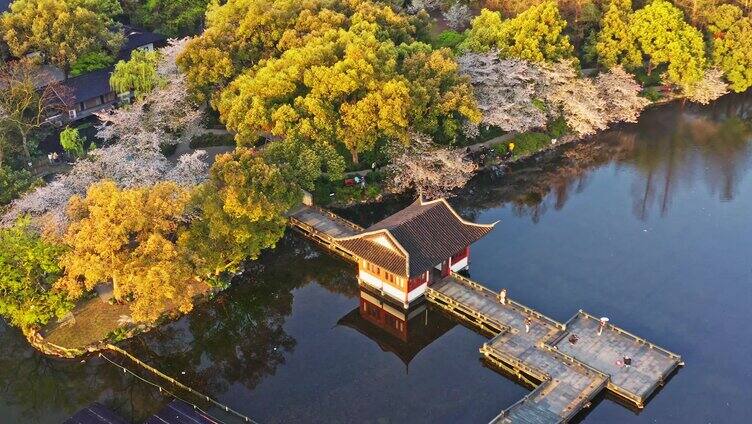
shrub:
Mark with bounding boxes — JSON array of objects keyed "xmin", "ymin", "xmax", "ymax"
[
  {"xmin": 434, "ymin": 30, "xmax": 467, "ymax": 50},
  {"xmin": 70, "ymin": 52, "xmax": 116, "ymax": 77},
  {"xmin": 0, "ymin": 166, "xmax": 40, "ymax": 206},
  {"xmin": 492, "ymin": 142, "xmax": 508, "ymax": 156},
  {"xmin": 60, "ymin": 127, "xmax": 86, "ymax": 158},
  {"xmin": 641, "ymin": 87, "xmax": 663, "ymax": 102},
  {"xmin": 547, "ymin": 116, "xmax": 570, "ymax": 138},
  {"xmin": 511, "ymin": 132, "xmax": 550, "ymax": 156}
]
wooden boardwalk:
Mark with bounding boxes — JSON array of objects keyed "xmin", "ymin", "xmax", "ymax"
[
  {"xmin": 428, "ymin": 274, "xmax": 683, "ymax": 423},
  {"xmin": 286, "ymin": 205, "xmax": 683, "ymax": 423},
  {"xmin": 287, "ymin": 204, "xmax": 364, "ymax": 259}
]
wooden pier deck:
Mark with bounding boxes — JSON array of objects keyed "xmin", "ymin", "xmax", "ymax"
[
  {"xmin": 286, "ymin": 204, "xmax": 683, "ymax": 423},
  {"xmin": 287, "ymin": 204, "xmax": 364, "ymax": 259},
  {"xmin": 428, "ymin": 274, "xmax": 683, "ymax": 423}
]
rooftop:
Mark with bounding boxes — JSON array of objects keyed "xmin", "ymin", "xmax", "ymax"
[{"xmin": 338, "ymin": 198, "xmax": 495, "ymax": 277}]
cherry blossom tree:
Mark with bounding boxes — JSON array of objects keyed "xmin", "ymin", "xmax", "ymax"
[
  {"xmin": 457, "ymin": 51, "xmax": 547, "ymax": 133},
  {"xmin": 386, "ymin": 132, "xmax": 477, "ymax": 199},
  {"xmin": 595, "ymin": 66, "xmax": 650, "ymax": 124},
  {"xmin": 443, "ymin": 3, "xmax": 472, "ymax": 30},
  {"xmin": 683, "ymin": 68, "xmax": 729, "ymax": 105},
  {"xmin": 538, "ymin": 60, "xmax": 608, "ymax": 136},
  {"xmin": 2, "ymin": 38, "xmax": 207, "ymax": 232}
]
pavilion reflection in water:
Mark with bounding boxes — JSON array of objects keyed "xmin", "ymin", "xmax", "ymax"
[{"xmin": 337, "ymin": 286, "xmax": 456, "ymax": 367}]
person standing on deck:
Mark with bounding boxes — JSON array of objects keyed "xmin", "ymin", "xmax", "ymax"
[
  {"xmin": 598, "ymin": 317, "xmax": 609, "ymax": 335},
  {"xmin": 498, "ymin": 288, "xmax": 507, "ymax": 304},
  {"xmin": 524, "ymin": 317, "xmax": 532, "ymax": 333}
]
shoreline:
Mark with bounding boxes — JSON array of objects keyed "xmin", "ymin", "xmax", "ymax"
[{"xmin": 22, "ymin": 94, "xmax": 687, "ymax": 358}]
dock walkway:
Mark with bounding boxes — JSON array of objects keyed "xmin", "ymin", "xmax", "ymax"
[
  {"xmin": 428, "ymin": 274, "xmax": 683, "ymax": 423},
  {"xmin": 286, "ymin": 205, "xmax": 683, "ymax": 423}
]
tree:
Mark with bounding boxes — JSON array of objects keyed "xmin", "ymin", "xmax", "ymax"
[
  {"xmin": 179, "ymin": 148, "xmax": 300, "ymax": 278},
  {"xmin": 707, "ymin": 5, "xmax": 752, "ymax": 93},
  {"xmin": 457, "ymin": 51, "xmax": 547, "ymax": 132},
  {"xmin": 217, "ymin": 24, "xmax": 477, "ymax": 164},
  {"xmin": 595, "ymin": 0, "xmax": 642, "ymax": 69},
  {"xmin": 59, "ymin": 127, "xmax": 86, "ymax": 158},
  {"xmin": 0, "ymin": 0, "xmax": 124, "ymax": 77},
  {"xmin": 459, "ymin": 9, "xmax": 504, "ymax": 53},
  {"xmin": 538, "ymin": 60, "xmax": 608, "ymax": 136},
  {"xmin": 122, "ymin": 0, "xmax": 210, "ymax": 38},
  {"xmin": 56, "ymin": 180, "xmax": 195, "ymax": 323},
  {"xmin": 178, "ymin": 0, "xmax": 428, "ymax": 100},
  {"xmin": 0, "ymin": 59, "xmax": 71, "ymax": 166},
  {"xmin": 461, "ymin": 3, "xmax": 574, "ymax": 63},
  {"xmin": 0, "ymin": 166, "xmax": 39, "ymax": 206},
  {"xmin": 69, "ymin": 51, "xmax": 116, "ymax": 77},
  {"xmin": 443, "ymin": 3, "xmax": 472, "ymax": 30},
  {"xmin": 0, "ymin": 218, "xmax": 72, "ymax": 329},
  {"xmin": 595, "ymin": 66, "xmax": 649, "ymax": 123},
  {"xmin": 2, "ymin": 40, "xmax": 207, "ymax": 232},
  {"xmin": 631, "ymin": 0, "xmax": 706, "ymax": 89},
  {"xmin": 683, "ymin": 68, "xmax": 728, "ymax": 104},
  {"xmin": 109, "ymin": 50, "xmax": 163, "ymax": 97},
  {"xmin": 386, "ymin": 132, "xmax": 476, "ymax": 199},
  {"xmin": 398, "ymin": 44, "xmax": 481, "ymax": 142},
  {"xmin": 262, "ymin": 136, "xmax": 346, "ymax": 191}
]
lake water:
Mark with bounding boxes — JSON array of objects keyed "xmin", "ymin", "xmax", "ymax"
[{"xmin": 1, "ymin": 94, "xmax": 751, "ymax": 423}]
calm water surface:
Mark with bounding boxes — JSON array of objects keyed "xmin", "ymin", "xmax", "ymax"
[{"xmin": 1, "ymin": 94, "xmax": 751, "ymax": 423}]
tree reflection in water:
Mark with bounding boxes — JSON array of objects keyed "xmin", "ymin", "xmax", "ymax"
[
  {"xmin": 455, "ymin": 93, "xmax": 752, "ymax": 222},
  {"xmin": 120, "ymin": 235, "xmax": 357, "ymax": 397}
]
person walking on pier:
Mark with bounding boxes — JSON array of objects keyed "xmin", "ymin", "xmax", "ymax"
[
  {"xmin": 525, "ymin": 317, "xmax": 532, "ymax": 333},
  {"xmin": 498, "ymin": 288, "xmax": 507, "ymax": 304}
]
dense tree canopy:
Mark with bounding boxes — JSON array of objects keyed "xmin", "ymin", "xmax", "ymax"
[
  {"xmin": 216, "ymin": 23, "xmax": 478, "ymax": 163},
  {"xmin": 178, "ymin": 0, "xmax": 429, "ymax": 99},
  {"xmin": 596, "ymin": 0, "xmax": 642, "ymax": 69},
  {"xmin": 179, "ymin": 148, "xmax": 300, "ymax": 278},
  {"xmin": 123, "ymin": 0, "xmax": 210, "ymax": 38},
  {"xmin": 461, "ymin": 2, "xmax": 574, "ymax": 63},
  {"xmin": 57, "ymin": 181, "xmax": 195, "ymax": 323},
  {"xmin": 631, "ymin": 0, "xmax": 706, "ymax": 89},
  {"xmin": 707, "ymin": 4, "xmax": 752, "ymax": 93},
  {"xmin": 0, "ymin": 218, "xmax": 71, "ymax": 329},
  {"xmin": 0, "ymin": 0, "xmax": 124, "ymax": 76}
]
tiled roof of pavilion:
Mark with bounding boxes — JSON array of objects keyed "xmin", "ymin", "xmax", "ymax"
[{"xmin": 336, "ymin": 198, "xmax": 496, "ymax": 277}]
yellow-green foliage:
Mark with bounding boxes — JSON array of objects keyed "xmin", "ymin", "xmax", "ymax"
[
  {"xmin": 707, "ymin": 4, "xmax": 752, "ymax": 93},
  {"xmin": 0, "ymin": 0, "xmax": 124, "ymax": 74},
  {"xmin": 631, "ymin": 0, "xmax": 706, "ymax": 89},
  {"xmin": 110, "ymin": 50, "xmax": 163, "ymax": 97},
  {"xmin": 596, "ymin": 0, "xmax": 642, "ymax": 69},
  {"xmin": 461, "ymin": 2, "xmax": 574, "ymax": 63}
]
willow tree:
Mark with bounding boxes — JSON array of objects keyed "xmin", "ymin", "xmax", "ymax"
[
  {"xmin": 110, "ymin": 50, "xmax": 163, "ymax": 97},
  {"xmin": 0, "ymin": 0, "xmax": 124, "ymax": 77},
  {"xmin": 631, "ymin": 0, "xmax": 706, "ymax": 89},
  {"xmin": 57, "ymin": 181, "xmax": 195, "ymax": 323}
]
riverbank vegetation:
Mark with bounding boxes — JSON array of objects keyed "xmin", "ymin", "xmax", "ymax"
[{"xmin": 0, "ymin": 0, "xmax": 750, "ymax": 350}]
